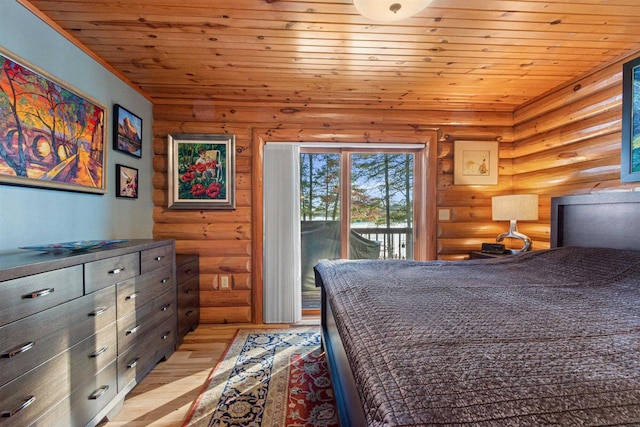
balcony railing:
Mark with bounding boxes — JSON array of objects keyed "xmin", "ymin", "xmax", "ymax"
[
  {"xmin": 302, "ymin": 225, "xmax": 414, "ymax": 309},
  {"xmin": 351, "ymin": 227, "xmax": 413, "ymax": 260}
]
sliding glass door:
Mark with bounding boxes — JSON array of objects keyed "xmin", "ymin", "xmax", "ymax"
[{"xmin": 300, "ymin": 148, "xmax": 419, "ymax": 309}]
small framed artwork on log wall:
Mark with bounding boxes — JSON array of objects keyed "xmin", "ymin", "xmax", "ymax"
[{"xmin": 453, "ymin": 140, "xmax": 499, "ymax": 185}]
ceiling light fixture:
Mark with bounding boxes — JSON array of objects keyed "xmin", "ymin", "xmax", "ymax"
[{"xmin": 353, "ymin": 0, "xmax": 432, "ymax": 22}]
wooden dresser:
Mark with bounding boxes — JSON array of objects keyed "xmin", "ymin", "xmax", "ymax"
[
  {"xmin": 0, "ymin": 239, "xmax": 176, "ymax": 427},
  {"xmin": 175, "ymin": 254, "xmax": 200, "ymax": 346}
]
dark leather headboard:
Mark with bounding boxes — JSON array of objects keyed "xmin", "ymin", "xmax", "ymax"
[{"xmin": 551, "ymin": 192, "xmax": 640, "ymax": 250}]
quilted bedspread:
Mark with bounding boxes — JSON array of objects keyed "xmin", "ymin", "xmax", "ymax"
[{"xmin": 314, "ymin": 247, "xmax": 640, "ymax": 426}]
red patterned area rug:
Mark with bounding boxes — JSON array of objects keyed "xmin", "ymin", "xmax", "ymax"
[{"xmin": 183, "ymin": 327, "xmax": 339, "ymax": 427}]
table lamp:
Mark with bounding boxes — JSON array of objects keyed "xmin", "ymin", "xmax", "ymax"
[{"xmin": 491, "ymin": 194, "xmax": 539, "ymax": 253}]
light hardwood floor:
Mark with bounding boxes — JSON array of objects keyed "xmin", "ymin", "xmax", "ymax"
[{"xmin": 100, "ymin": 317, "xmax": 319, "ymax": 427}]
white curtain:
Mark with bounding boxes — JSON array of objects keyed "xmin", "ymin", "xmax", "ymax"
[{"xmin": 263, "ymin": 144, "xmax": 302, "ymax": 323}]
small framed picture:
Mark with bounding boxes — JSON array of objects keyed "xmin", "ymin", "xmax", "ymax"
[
  {"xmin": 167, "ymin": 133, "xmax": 236, "ymax": 209},
  {"xmin": 454, "ymin": 140, "xmax": 499, "ymax": 185},
  {"xmin": 116, "ymin": 164, "xmax": 138, "ymax": 199},
  {"xmin": 113, "ymin": 104, "xmax": 142, "ymax": 158}
]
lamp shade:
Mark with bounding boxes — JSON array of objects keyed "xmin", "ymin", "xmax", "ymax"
[
  {"xmin": 492, "ymin": 194, "xmax": 539, "ymax": 221},
  {"xmin": 353, "ymin": 0, "xmax": 432, "ymax": 22}
]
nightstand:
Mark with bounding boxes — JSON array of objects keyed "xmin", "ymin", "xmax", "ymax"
[{"xmin": 469, "ymin": 251, "xmax": 513, "ymax": 259}]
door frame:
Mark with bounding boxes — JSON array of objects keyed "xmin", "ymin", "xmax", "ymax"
[{"xmin": 251, "ymin": 127, "xmax": 439, "ymax": 323}]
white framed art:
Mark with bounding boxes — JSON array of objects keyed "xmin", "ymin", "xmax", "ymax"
[{"xmin": 454, "ymin": 140, "xmax": 499, "ymax": 185}]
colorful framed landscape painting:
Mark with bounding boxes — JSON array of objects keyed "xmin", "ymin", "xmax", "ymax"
[
  {"xmin": 0, "ymin": 48, "xmax": 107, "ymax": 193},
  {"xmin": 167, "ymin": 133, "xmax": 236, "ymax": 209},
  {"xmin": 622, "ymin": 56, "xmax": 640, "ymax": 182},
  {"xmin": 113, "ymin": 104, "xmax": 142, "ymax": 158}
]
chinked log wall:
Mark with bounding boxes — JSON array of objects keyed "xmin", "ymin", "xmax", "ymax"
[{"xmin": 152, "ymin": 52, "xmax": 640, "ymax": 324}]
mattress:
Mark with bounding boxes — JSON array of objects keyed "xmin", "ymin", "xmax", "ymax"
[{"xmin": 314, "ymin": 247, "xmax": 640, "ymax": 426}]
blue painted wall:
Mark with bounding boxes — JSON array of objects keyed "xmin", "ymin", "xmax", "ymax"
[{"xmin": 0, "ymin": 1, "xmax": 154, "ymax": 252}]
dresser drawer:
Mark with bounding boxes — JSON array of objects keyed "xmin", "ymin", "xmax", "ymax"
[
  {"xmin": 177, "ymin": 292, "xmax": 199, "ymax": 337},
  {"xmin": 0, "ymin": 265, "xmax": 83, "ymax": 327},
  {"xmin": 178, "ymin": 274, "xmax": 199, "ymax": 299},
  {"xmin": 176, "ymin": 255, "xmax": 198, "ymax": 283},
  {"xmin": 141, "ymin": 244, "xmax": 173, "ymax": 275},
  {"xmin": 32, "ymin": 362, "xmax": 117, "ymax": 427},
  {"xmin": 116, "ymin": 289, "xmax": 176, "ymax": 355},
  {"xmin": 116, "ymin": 267, "xmax": 174, "ymax": 319},
  {"xmin": 117, "ymin": 316, "xmax": 176, "ymax": 392},
  {"xmin": 0, "ymin": 324, "xmax": 116, "ymax": 427},
  {"xmin": 76, "ymin": 323, "xmax": 118, "ymax": 378},
  {"xmin": 0, "ymin": 286, "xmax": 116, "ymax": 387},
  {"xmin": 85, "ymin": 253, "xmax": 140, "ymax": 293},
  {"xmin": 178, "ymin": 275, "xmax": 199, "ymax": 336}
]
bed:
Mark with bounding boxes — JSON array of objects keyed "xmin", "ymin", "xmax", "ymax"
[{"xmin": 315, "ymin": 192, "xmax": 640, "ymax": 426}]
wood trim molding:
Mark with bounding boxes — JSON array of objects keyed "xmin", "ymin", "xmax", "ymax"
[{"xmin": 251, "ymin": 129, "xmax": 265, "ymax": 324}]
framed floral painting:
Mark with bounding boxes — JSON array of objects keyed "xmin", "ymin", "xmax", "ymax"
[{"xmin": 167, "ymin": 133, "xmax": 235, "ymax": 209}]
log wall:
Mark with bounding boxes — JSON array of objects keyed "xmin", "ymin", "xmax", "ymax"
[
  {"xmin": 153, "ymin": 53, "xmax": 640, "ymax": 324},
  {"xmin": 152, "ymin": 105, "xmax": 513, "ymax": 323},
  {"xmin": 511, "ymin": 54, "xmax": 640, "ymax": 251}
]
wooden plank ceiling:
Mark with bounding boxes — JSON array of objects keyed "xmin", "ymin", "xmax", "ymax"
[{"xmin": 25, "ymin": 0, "xmax": 640, "ymax": 111}]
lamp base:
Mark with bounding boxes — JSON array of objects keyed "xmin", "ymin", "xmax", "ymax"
[{"xmin": 496, "ymin": 219, "xmax": 532, "ymax": 254}]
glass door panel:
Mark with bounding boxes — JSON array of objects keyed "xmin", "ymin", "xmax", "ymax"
[
  {"xmin": 300, "ymin": 152, "xmax": 341, "ymax": 309},
  {"xmin": 350, "ymin": 153, "xmax": 414, "ymax": 260},
  {"xmin": 300, "ymin": 149, "xmax": 417, "ymax": 310}
]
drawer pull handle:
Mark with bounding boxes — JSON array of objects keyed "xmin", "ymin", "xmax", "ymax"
[
  {"xmin": 89, "ymin": 346, "xmax": 109, "ymax": 358},
  {"xmin": 125, "ymin": 292, "xmax": 139, "ymax": 300},
  {"xmin": 2, "ymin": 342, "xmax": 35, "ymax": 358},
  {"xmin": 109, "ymin": 267, "xmax": 125, "ymax": 274},
  {"xmin": 1, "ymin": 395, "xmax": 35, "ymax": 418},
  {"xmin": 161, "ymin": 331, "xmax": 172, "ymax": 340},
  {"xmin": 127, "ymin": 358, "xmax": 140, "ymax": 369},
  {"xmin": 161, "ymin": 278, "xmax": 170, "ymax": 284},
  {"xmin": 154, "ymin": 255, "xmax": 165, "ymax": 261},
  {"xmin": 185, "ymin": 288, "xmax": 192, "ymax": 294},
  {"xmin": 126, "ymin": 325, "xmax": 140, "ymax": 335},
  {"xmin": 186, "ymin": 310, "xmax": 194, "ymax": 317},
  {"xmin": 185, "ymin": 268, "xmax": 193, "ymax": 274},
  {"xmin": 24, "ymin": 288, "xmax": 54, "ymax": 299},
  {"xmin": 160, "ymin": 303, "xmax": 171, "ymax": 311},
  {"xmin": 89, "ymin": 307, "xmax": 108, "ymax": 317},
  {"xmin": 88, "ymin": 385, "xmax": 109, "ymax": 400}
]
